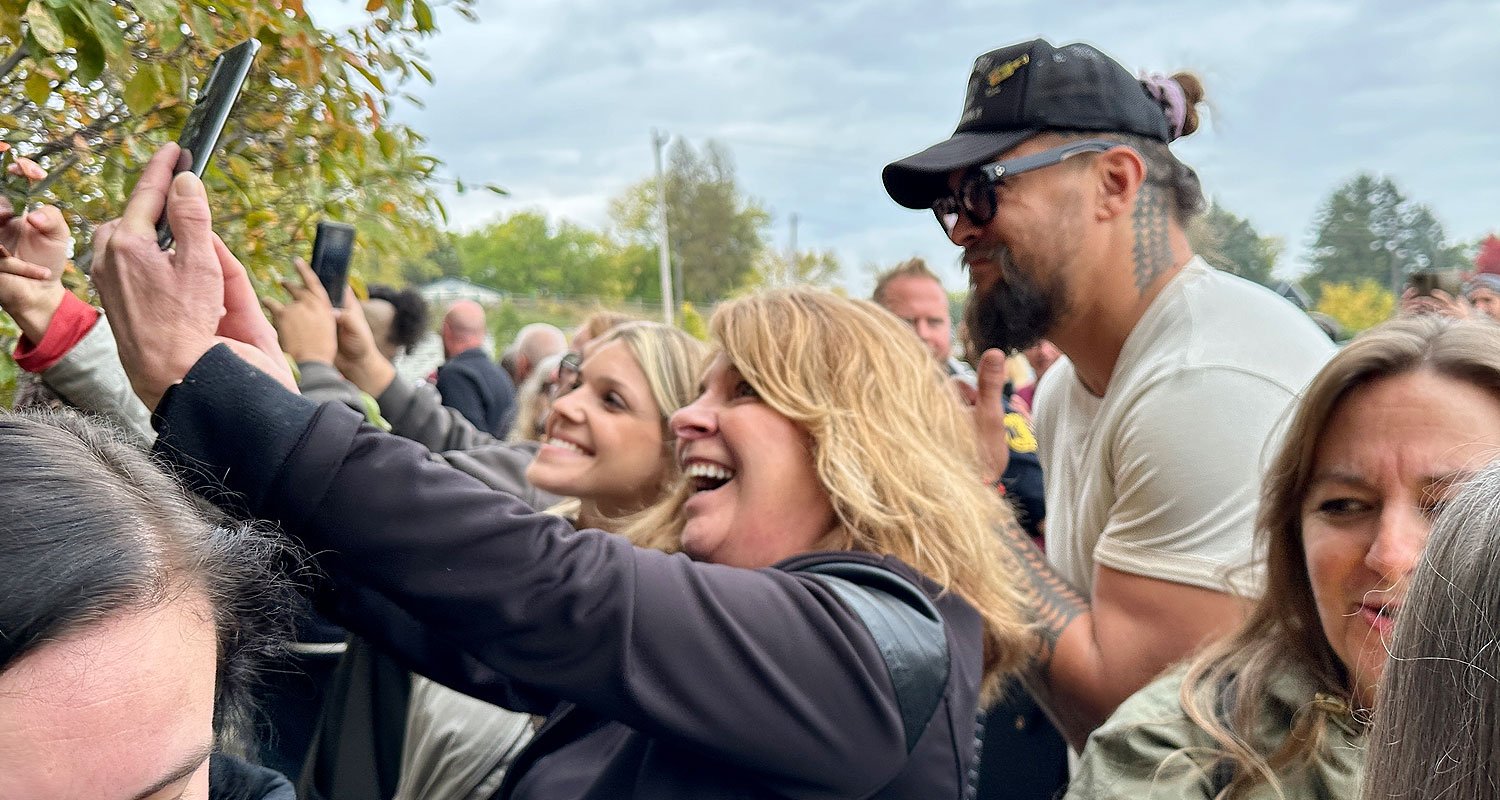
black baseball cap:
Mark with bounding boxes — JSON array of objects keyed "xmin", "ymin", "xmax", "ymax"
[{"xmin": 883, "ymin": 39, "xmax": 1172, "ymax": 210}]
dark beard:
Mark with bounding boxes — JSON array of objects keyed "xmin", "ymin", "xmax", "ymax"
[{"xmin": 963, "ymin": 243, "xmax": 1065, "ymax": 355}]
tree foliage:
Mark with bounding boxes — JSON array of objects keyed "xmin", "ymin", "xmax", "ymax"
[
  {"xmin": 611, "ymin": 139, "xmax": 769, "ymax": 303},
  {"xmin": 1305, "ymin": 173, "xmax": 1467, "ymax": 296},
  {"xmin": 1475, "ymin": 233, "xmax": 1500, "ymax": 274},
  {"xmin": 1189, "ymin": 200, "xmax": 1280, "ymax": 287},
  {"xmin": 1314, "ymin": 279, "xmax": 1395, "ymax": 335},
  {"xmin": 1, "ymin": 0, "xmax": 484, "ymax": 290},
  {"xmin": 450, "ymin": 210, "xmax": 648, "ymax": 301},
  {"xmin": 742, "ymin": 248, "xmax": 841, "ymax": 292}
]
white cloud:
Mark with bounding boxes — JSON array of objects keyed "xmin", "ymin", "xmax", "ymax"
[{"xmin": 311, "ymin": 0, "xmax": 1500, "ymax": 293}]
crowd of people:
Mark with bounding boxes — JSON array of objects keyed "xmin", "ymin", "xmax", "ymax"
[{"xmin": 2, "ymin": 35, "xmax": 1499, "ymax": 800}]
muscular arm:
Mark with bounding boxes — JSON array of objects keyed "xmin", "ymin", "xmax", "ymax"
[
  {"xmin": 996, "ymin": 506, "xmax": 1248, "ymax": 748},
  {"xmin": 991, "ymin": 365, "xmax": 1282, "ymax": 748}
]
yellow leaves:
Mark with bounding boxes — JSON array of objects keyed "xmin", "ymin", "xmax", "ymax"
[
  {"xmin": 1315, "ymin": 279, "xmax": 1395, "ymax": 335},
  {"xmin": 365, "ymin": 0, "xmax": 385, "ymax": 11},
  {"xmin": 23, "ymin": 70, "xmax": 51, "ymax": 106},
  {"xmin": 379, "ymin": 200, "xmax": 396, "ymax": 214},
  {"xmin": 23, "ymin": 0, "xmax": 66, "ymax": 52}
]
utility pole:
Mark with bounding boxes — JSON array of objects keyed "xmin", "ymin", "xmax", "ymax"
[
  {"xmin": 787, "ymin": 213, "xmax": 798, "ymax": 287},
  {"xmin": 652, "ymin": 129, "xmax": 674, "ymax": 325}
]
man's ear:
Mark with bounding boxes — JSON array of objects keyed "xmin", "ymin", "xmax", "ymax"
[{"xmin": 1092, "ymin": 147, "xmax": 1147, "ymax": 222}]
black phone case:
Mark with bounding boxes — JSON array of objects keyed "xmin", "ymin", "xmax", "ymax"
[
  {"xmin": 156, "ymin": 38, "xmax": 261, "ymax": 250},
  {"xmin": 311, "ymin": 222, "xmax": 357, "ymax": 308}
]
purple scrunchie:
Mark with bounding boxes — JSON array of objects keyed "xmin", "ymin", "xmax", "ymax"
[{"xmin": 1140, "ymin": 72, "xmax": 1188, "ymax": 140}]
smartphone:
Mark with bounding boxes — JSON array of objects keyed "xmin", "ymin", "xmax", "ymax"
[
  {"xmin": 310, "ymin": 221, "xmax": 356, "ymax": 308},
  {"xmin": 156, "ymin": 38, "xmax": 262, "ymax": 250},
  {"xmin": 1407, "ymin": 269, "xmax": 1465, "ymax": 298}
]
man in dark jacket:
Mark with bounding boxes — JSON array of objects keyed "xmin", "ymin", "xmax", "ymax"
[{"xmin": 436, "ymin": 299, "xmax": 515, "ymax": 436}]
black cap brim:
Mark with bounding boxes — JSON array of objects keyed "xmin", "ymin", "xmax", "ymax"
[{"xmin": 882, "ymin": 128, "xmax": 1038, "ymax": 209}]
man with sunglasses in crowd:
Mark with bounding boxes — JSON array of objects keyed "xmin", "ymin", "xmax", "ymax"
[{"xmin": 883, "ymin": 39, "xmax": 1334, "ymax": 757}]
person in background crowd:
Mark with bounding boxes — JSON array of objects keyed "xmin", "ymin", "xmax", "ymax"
[
  {"xmin": 874, "ymin": 255, "xmax": 1064, "ymax": 800},
  {"xmin": 510, "ymin": 322, "xmax": 568, "ymax": 385},
  {"xmin": 436, "ymin": 299, "xmax": 515, "ymax": 436},
  {"xmin": 1399, "ymin": 286, "xmax": 1472, "ymax": 320},
  {"xmin": 1015, "ymin": 339, "xmax": 1060, "ymax": 411},
  {"xmin": 93, "ymin": 149, "xmax": 1033, "ymax": 797},
  {"xmin": 883, "ymin": 38, "xmax": 1335, "ymax": 746},
  {"xmin": 570, "ymin": 309, "xmax": 640, "ymax": 351},
  {"xmin": 1365, "ymin": 459, "xmax": 1500, "ymax": 800},
  {"xmin": 0, "ymin": 410, "xmax": 297, "ymax": 800},
  {"xmin": 871, "ymin": 256, "xmax": 1046, "ymax": 538},
  {"xmin": 1465, "ymin": 273, "xmax": 1500, "ymax": 322},
  {"xmin": 365, "ymin": 283, "xmax": 431, "ymax": 362},
  {"xmin": 507, "ymin": 351, "xmax": 565, "ymax": 442},
  {"xmin": 1067, "ymin": 316, "xmax": 1500, "ymax": 798}
]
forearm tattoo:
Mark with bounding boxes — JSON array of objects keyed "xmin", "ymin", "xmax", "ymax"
[
  {"xmin": 1131, "ymin": 183, "xmax": 1173, "ymax": 292},
  {"xmin": 996, "ymin": 515, "xmax": 1089, "ymax": 677}
]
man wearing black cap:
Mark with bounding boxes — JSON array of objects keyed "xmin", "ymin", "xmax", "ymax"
[{"xmin": 884, "ymin": 39, "xmax": 1334, "ymax": 750}]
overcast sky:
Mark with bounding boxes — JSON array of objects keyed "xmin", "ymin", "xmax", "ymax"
[{"xmin": 308, "ymin": 0, "xmax": 1500, "ymax": 295}]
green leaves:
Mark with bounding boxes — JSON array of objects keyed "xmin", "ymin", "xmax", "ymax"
[
  {"xmin": 123, "ymin": 63, "xmax": 162, "ymax": 114},
  {"xmin": 23, "ymin": 70, "xmax": 50, "ymax": 105},
  {"xmin": 23, "ymin": 0, "xmax": 66, "ymax": 52},
  {"xmin": 134, "ymin": 0, "xmax": 176, "ymax": 22},
  {"xmin": 411, "ymin": 0, "xmax": 433, "ymax": 32},
  {"xmin": 1, "ymin": 0, "xmax": 480, "ymax": 301}
]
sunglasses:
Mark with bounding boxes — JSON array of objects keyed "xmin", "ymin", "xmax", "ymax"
[{"xmin": 931, "ymin": 139, "xmax": 1122, "ymax": 236}]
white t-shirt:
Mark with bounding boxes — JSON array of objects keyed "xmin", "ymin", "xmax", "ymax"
[{"xmin": 1033, "ymin": 258, "xmax": 1335, "ymax": 596}]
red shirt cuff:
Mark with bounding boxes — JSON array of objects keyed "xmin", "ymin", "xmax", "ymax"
[{"xmin": 13, "ymin": 292, "xmax": 101, "ymax": 373}]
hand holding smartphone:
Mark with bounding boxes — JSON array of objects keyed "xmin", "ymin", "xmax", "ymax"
[
  {"xmin": 310, "ymin": 221, "xmax": 356, "ymax": 308},
  {"xmin": 156, "ymin": 38, "xmax": 261, "ymax": 250},
  {"xmin": 1407, "ymin": 269, "xmax": 1465, "ymax": 299}
]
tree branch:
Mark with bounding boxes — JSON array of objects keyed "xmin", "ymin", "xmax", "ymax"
[{"xmin": 0, "ymin": 42, "xmax": 30, "ymax": 84}]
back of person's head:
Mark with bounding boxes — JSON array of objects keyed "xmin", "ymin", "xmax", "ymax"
[
  {"xmin": 623, "ymin": 287, "xmax": 1029, "ymax": 700},
  {"xmin": 1181, "ymin": 315, "xmax": 1500, "ymax": 795},
  {"xmin": 442, "ymin": 300, "xmax": 488, "ymax": 354},
  {"xmin": 1364, "ymin": 459, "xmax": 1500, "ymax": 800},
  {"xmin": 571, "ymin": 310, "xmax": 642, "ymax": 350},
  {"xmin": 367, "ymin": 284, "xmax": 430, "ymax": 356},
  {"xmin": 515, "ymin": 323, "xmax": 567, "ymax": 370},
  {"xmin": 871, "ymin": 257, "xmax": 943, "ymax": 307},
  {"xmin": 0, "ymin": 410, "xmax": 295, "ymax": 747}
]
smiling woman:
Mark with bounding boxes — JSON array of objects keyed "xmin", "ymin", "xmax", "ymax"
[
  {"xmin": 1065, "ymin": 315, "xmax": 1500, "ymax": 800},
  {"xmin": 527, "ymin": 321, "xmax": 708, "ymax": 530},
  {"xmin": 0, "ymin": 410, "xmax": 297, "ymax": 800}
]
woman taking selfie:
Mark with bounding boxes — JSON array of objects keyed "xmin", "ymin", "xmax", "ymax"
[
  {"xmin": 1065, "ymin": 315, "xmax": 1500, "ymax": 799},
  {"xmin": 94, "ymin": 144, "xmax": 1030, "ymax": 799}
]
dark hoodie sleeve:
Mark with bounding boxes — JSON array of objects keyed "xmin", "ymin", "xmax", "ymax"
[{"xmin": 154, "ymin": 345, "xmax": 966, "ymax": 798}]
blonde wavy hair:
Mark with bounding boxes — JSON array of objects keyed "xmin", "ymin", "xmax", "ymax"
[
  {"xmin": 622, "ymin": 287, "xmax": 1030, "ymax": 700},
  {"xmin": 547, "ymin": 321, "xmax": 709, "ymax": 524},
  {"xmin": 1177, "ymin": 315, "xmax": 1500, "ymax": 799}
]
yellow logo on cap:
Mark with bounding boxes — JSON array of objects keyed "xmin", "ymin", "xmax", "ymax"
[{"xmin": 986, "ymin": 54, "xmax": 1030, "ymax": 90}]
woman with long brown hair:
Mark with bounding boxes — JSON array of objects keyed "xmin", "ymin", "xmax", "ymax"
[{"xmin": 1066, "ymin": 315, "xmax": 1500, "ymax": 799}]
